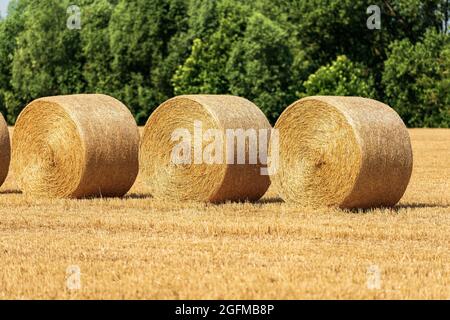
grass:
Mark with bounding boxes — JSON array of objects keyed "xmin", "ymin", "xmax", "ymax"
[{"xmin": 0, "ymin": 128, "xmax": 448, "ymax": 299}]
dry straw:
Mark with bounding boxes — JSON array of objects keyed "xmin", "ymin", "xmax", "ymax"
[
  {"xmin": 0, "ymin": 113, "xmax": 10, "ymax": 187},
  {"xmin": 272, "ymin": 96, "xmax": 413, "ymax": 209},
  {"xmin": 140, "ymin": 95, "xmax": 271, "ymax": 202},
  {"xmin": 12, "ymin": 94, "xmax": 139, "ymax": 198}
]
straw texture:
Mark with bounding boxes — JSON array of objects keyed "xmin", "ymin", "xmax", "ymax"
[
  {"xmin": 272, "ymin": 96, "xmax": 413, "ymax": 208},
  {"xmin": 0, "ymin": 113, "xmax": 10, "ymax": 187},
  {"xmin": 140, "ymin": 95, "xmax": 271, "ymax": 202},
  {"xmin": 12, "ymin": 94, "xmax": 139, "ymax": 198}
]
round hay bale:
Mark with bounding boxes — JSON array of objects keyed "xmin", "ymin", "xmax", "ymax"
[
  {"xmin": 272, "ymin": 96, "xmax": 413, "ymax": 208},
  {"xmin": 140, "ymin": 95, "xmax": 271, "ymax": 202},
  {"xmin": 12, "ymin": 94, "xmax": 139, "ymax": 198},
  {"xmin": 0, "ymin": 113, "xmax": 11, "ymax": 187}
]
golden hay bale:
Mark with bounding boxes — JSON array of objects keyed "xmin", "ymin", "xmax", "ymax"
[
  {"xmin": 0, "ymin": 113, "xmax": 11, "ymax": 187},
  {"xmin": 12, "ymin": 94, "xmax": 139, "ymax": 198},
  {"xmin": 272, "ymin": 96, "xmax": 413, "ymax": 208},
  {"xmin": 140, "ymin": 95, "xmax": 271, "ymax": 202}
]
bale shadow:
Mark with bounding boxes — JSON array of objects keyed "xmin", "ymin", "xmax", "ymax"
[
  {"xmin": 124, "ymin": 193, "xmax": 153, "ymax": 200},
  {"xmin": 347, "ymin": 202, "xmax": 449, "ymax": 214},
  {"xmin": 205, "ymin": 196, "xmax": 284, "ymax": 206},
  {"xmin": 74, "ymin": 193, "xmax": 153, "ymax": 201},
  {"xmin": 0, "ymin": 189, "xmax": 22, "ymax": 195},
  {"xmin": 393, "ymin": 202, "xmax": 449, "ymax": 211},
  {"xmin": 258, "ymin": 197, "xmax": 284, "ymax": 204}
]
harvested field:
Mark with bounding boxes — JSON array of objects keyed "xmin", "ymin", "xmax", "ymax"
[{"xmin": 0, "ymin": 128, "xmax": 448, "ymax": 299}]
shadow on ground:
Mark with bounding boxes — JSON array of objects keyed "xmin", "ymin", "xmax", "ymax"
[
  {"xmin": 0, "ymin": 189, "xmax": 22, "ymax": 195},
  {"xmin": 393, "ymin": 202, "xmax": 449, "ymax": 210},
  {"xmin": 348, "ymin": 202, "xmax": 449, "ymax": 214},
  {"xmin": 124, "ymin": 193, "xmax": 153, "ymax": 200},
  {"xmin": 258, "ymin": 197, "xmax": 284, "ymax": 204}
]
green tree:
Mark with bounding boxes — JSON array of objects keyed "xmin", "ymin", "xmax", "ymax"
[
  {"xmin": 0, "ymin": 0, "xmax": 448, "ymax": 126},
  {"xmin": 187, "ymin": 0, "xmax": 219, "ymax": 37},
  {"xmin": 108, "ymin": 0, "xmax": 188, "ymax": 123},
  {"xmin": 0, "ymin": 0, "xmax": 28, "ymax": 121},
  {"xmin": 173, "ymin": 0, "xmax": 251, "ymax": 96},
  {"xmin": 226, "ymin": 12, "xmax": 293, "ymax": 121},
  {"xmin": 277, "ymin": 0, "xmax": 447, "ymax": 64},
  {"xmin": 299, "ymin": 55, "xmax": 376, "ymax": 98},
  {"xmin": 383, "ymin": 29, "xmax": 450, "ymax": 127},
  {"xmin": 268, "ymin": 0, "xmax": 449, "ymax": 100},
  {"xmin": 173, "ymin": 1, "xmax": 303, "ymax": 122},
  {"xmin": 81, "ymin": 0, "xmax": 116, "ymax": 95},
  {"xmin": 7, "ymin": 0, "xmax": 85, "ymax": 122}
]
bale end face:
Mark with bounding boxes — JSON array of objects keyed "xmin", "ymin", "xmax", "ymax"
[
  {"xmin": 140, "ymin": 95, "xmax": 272, "ymax": 203},
  {"xmin": 12, "ymin": 94, "xmax": 139, "ymax": 198},
  {"xmin": 272, "ymin": 96, "xmax": 413, "ymax": 209}
]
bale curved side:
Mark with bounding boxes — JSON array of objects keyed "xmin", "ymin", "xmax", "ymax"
[{"xmin": 0, "ymin": 114, "xmax": 10, "ymax": 187}]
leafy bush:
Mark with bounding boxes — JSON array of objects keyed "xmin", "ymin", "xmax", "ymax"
[
  {"xmin": 7, "ymin": 0, "xmax": 85, "ymax": 122},
  {"xmin": 226, "ymin": 12, "xmax": 294, "ymax": 122},
  {"xmin": 0, "ymin": 0, "xmax": 27, "ymax": 121},
  {"xmin": 172, "ymin": 0, "xmax": 252, "ymax": 96},
  {"xmin": 383, "ymin": 30, "xmax": 450, "ymax": 127},
  {"xmin": 299, "ymin": 55, "xmax": 377, "ymax": 98}
]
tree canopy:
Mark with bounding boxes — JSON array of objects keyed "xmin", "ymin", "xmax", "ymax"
[{"xmin": 0, "ymin": 0, "xmax": 449, "ymax": 126}]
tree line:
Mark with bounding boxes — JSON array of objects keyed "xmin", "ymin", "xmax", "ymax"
[{"xmin": 0, "ymin": 0, "xmax": 449, "ymax": 127}]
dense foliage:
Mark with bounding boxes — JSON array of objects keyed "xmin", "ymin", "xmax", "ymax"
[
  {"xmin": 383, "ymin": 30, "xmax": 450, "ymax": 127},
  {"xmin": 299, "ymin": 55, "xmax": 377, "ymax": 99},
  {"xmin": 0, "ymin": 0, "xmax": 449, "ymax": 126}
]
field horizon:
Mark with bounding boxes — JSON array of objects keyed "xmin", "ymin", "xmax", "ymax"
[{"xmin": 0, "ymin": 128, "xmax": 448, "ymax": 299}]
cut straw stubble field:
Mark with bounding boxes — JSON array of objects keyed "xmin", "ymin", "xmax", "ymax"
[{"xmin": 0, "ymin": 128, "xmax": 448, "ymax": 299}]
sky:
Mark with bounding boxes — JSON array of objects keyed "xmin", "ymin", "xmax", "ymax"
[{"xmin": 0, "ymin": 0, "xmax": 10, "ymax": 17}]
